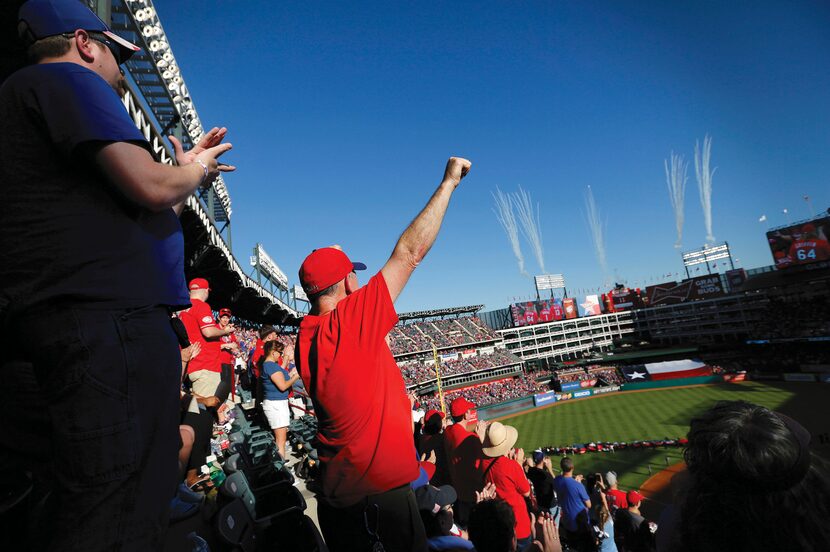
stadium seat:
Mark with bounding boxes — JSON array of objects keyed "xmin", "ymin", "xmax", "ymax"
[
  {"xmin": 220, "ymin": 473, "xmax": 306, "ymax": 529},
  {"xmin": 215, "ymin": 497, "xmax": 257, "ymax": 552}
]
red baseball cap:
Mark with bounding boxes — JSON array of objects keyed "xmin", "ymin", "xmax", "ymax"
[
  {"xmin": 627, "ymin": 490, "xmax": 643, "ymax": 505},
  {"xmin": 189, "ymin": 278, "xmax": 210, "ymax": 291},
  {"xmin": 219, "ymin": 308, "xmax": 232, "ymax": 317},
  {"xmin": 299, "ymin": 247, "xmax": 366, "ymax": 295},
  {"xmin": 450, "ymin": 397, "xmax": 476, "ymax": 418},
  {"xmin": 424, "ymin": 409, "xmax": 445, "ymax": 425}
]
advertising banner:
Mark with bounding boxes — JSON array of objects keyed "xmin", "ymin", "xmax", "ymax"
[
  {"xmin": 721, "ymin": 373, "xmax": 747, "ymax": 382},
  {"xmin": 605, "ymin": 288, "xmax": 644, "ymax": 312},
  {"xmin": 563, "ymin": 298, "xmax": 578, "ymax": 319},
  {"xmin": 555, "ymin": 392, "xmax": 573, "ymax": 402},
  {"xmin": 783, "ymin": 373, "xmax": 817, "ymax": 382},
  {"xmin": 688, "ymin": 275, "xmax": 725, "ymax": 300},
  {"xmin": 573, "ymin": 389, "xmax": 593, "ymax": 399},
  {"xmin": 645, "ymin": 280, "xmax": 694, "ymax": 306},
  {"xmin": 461, "ymin": 349, "xmax": 477, "ymax": 359},
  {"xmin": 580, "ymin": 379, "xmax": 598, "ymax": 388},
  {"xmin": 479, "ymin": 346, "xmax": 496, "ymax": 355},
  {"xmin": 440, "ymin": 352, "xmax": 458, "ymax": 362},
  {"xmin": 819, "ymin": 374, "xmax": 830, "ymax": 384},
  {"xmin": 580, "ymin": 294, "xmax": 602, "ymax": 316},
  {"xmin": 592, "ymin": 385, "xmax": 621, "ymax": 395},
  {"xmin": 767, "ymin": 216, "xmax": 830, "ymax": 269},
  {"xmin": 533, "ymin": 391, "xmax": 558, "ymax": 407},
  {"xmin": 560, "ymin": 381, "xmax": 582, "ymax": 392},
  {"xmin": 725, "ymin": 268, "xmax": 747, "ymax": 290}
]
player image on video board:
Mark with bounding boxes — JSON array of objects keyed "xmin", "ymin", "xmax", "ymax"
[{"xmin": 767, "ymin": 216, "xmax": 830, "ymax": 269}]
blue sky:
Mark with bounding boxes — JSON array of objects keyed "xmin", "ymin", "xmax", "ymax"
[{"xmin": 158, "ymin": 0, "xmax": 830, "ymax": 312}]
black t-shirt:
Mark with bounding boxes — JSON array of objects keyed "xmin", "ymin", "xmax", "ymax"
[
  {"xmin": 0, "ymin": 63, "xmax": 189, "ymax": 312},
  {"xmin": 615, "ymin": 509, "xmax": 656, "ymax": 552},
  {"xmin": 527, "ymin": 466, "xmax": 556, "ymax": 509}
]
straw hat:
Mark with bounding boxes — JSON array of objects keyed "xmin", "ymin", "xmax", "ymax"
[{"xmin": 482, "ymin": 422, "xmax": 519, "ymax": 457}]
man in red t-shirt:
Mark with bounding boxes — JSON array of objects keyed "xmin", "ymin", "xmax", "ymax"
[
  {"xmin": 479, "ymin": 422, "xmax": 532, "ymax": 548},
  {"xmin": 444, "ymin": 396, "xmax": 486, "ymax": 527},
  {"xmin": 180, "ymin": 278, "xmax": 235, "ymax": 401},
  {"xmin": 218, "ymin": 308, "xmax": 239, "ymax": 400},
  {"xmin": 296, "ymin": 157, "xmax": 471, "ymax": 552}
]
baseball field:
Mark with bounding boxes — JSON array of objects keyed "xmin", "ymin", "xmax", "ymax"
[{"xmin": 499, "ymin": 381, "xmax": 829, "ymax": 515}]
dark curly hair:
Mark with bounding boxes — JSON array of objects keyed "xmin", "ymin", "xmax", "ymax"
[{"xmin": 676, "ymin": 400, "xmax": 830, "ymax": 551}]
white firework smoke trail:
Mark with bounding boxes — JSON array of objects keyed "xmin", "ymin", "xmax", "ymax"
[
  {"xmin": 695, "ymin": 134, "xmax": 717, "ymax": 244},
  {"xmin": 665, "ymin": 151, "xmax": 689, "ymax": 249},
  {"xmin": 512, "ymin": 187, "xmax": 546, "ymax": 273},
  {"xmin": 584, "ymin": 186, "xmax": 608, "ymax": 276},
  {"xmin": 492, "ymin": 188, "xmax": 529, "ymax": 277}
]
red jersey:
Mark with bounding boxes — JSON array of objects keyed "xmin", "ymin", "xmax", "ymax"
[
  {"xmin": 524, "ymin": 311, "xmax": 537, "ymax": 324},
  {"xmin": 296, "ymin": 273, "xmax": 419, "ymax": 507},
  {"xmin": 607, "ymin": 488, "xmax": 628, "ymax": 510},
  {"xmin": 251, "ymin": 339, "xmax": 264, "ymax": 378},
  {"xmin": 444, "ymin": 422, "xmax": 483, "ymax": 502},
  {"xmin": 180, "ymin": 298, "xmax": 221, "ymax": 373},
  {"xmin": 789, "ymin": 239, "xmax": 830, "ymax": 263},
  {"xmin": 552, "ymin": 303, "xmax": 564, "ymax": 320},
  {"xmin": 480, "ymin": 456, "xmax": 532, "ymax": 539},
  {"xmin": 538, "ymin": 307, "xmax": 552, "ymax": 322},
  {"xmin": 219, "ymin": 330, "xmax": 237, "ymax": 366}
]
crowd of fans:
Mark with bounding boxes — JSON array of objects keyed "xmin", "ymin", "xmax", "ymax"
[
  {"xmin": 419, "ymin": 375, "xmax": 543, "ymax": 412},
  {"xmin": 399, "ymin": 349, "xmax": 523, "ymax": 387},
  {"xmin": 750, "ymin": 293, "xmax": 830, "ymax": 339},
  {"xmin": 411, "ymin": 398, "xmax": 830, "ymax": 552},
  {"xmin": 388, "ymin": 316, "xmax": 500, "ymax": 355},
  {"xmin": 587, "ymin": 366, "xmax": 624, "ymax": 386}
]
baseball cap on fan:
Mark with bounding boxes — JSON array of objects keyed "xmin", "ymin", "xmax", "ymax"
[
  {"xmin": 18, "ymin": 0, "xmax": 141, "ymax": 64},
  {"xmin": 299, "ymin": 247, "xmax": 366, "ymax": 296},
  {"xmin": 189, "ymin": 278, "xmax": 210, "ymax": 291}
]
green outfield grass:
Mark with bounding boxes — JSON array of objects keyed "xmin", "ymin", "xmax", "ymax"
[{"xmin": 501, "ymin": 381, "xmax": 825, "ymax": 497}]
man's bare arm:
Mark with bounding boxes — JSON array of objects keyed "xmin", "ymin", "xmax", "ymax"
[
  {"xmin": 201, "ymin": 324, "xmax": 233, "ymax": 340},
  {"xmin": 93, "ymin": 140, "xmax": 232, "ymax": 213},
  {"xmin": 381, "ymin": 157, "xmax": 471, "ymax": 302}
]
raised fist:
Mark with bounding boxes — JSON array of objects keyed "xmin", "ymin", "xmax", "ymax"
[{"xmin": 443, "ymin": 157, "xmax": 472, "ymax": 187}]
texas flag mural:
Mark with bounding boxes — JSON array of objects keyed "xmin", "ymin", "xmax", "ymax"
[
  {"xmin": 621, "ymin": 359, "xmax": 713, "ymax": 382},
  {"xmin": 643, "ymin": 359, "xmax": 713, "ymax": 381}
]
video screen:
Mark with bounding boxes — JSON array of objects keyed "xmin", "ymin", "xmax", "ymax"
[{"xmin": 766, "ymin": 216, "xmax": 830, "ymax": 269}]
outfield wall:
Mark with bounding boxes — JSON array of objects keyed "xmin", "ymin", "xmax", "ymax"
[{"xmin": 621, "ymin": 375, "xmax": 723, "ymax": 390}]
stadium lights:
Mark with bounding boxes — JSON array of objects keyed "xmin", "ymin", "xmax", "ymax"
[
  {"xmin": 681, "ymin": 242, "xmax": 734, "ymax": 277},
  {"xmin": 123, "ymin": 0, "xmax": 232, "ymax": 218},
  {"xmin": 535, "ymin": 274, "xmax": 566, "ymax": 291}
]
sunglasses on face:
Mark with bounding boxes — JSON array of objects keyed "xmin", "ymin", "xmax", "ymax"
[{"xmin": 64, "ymin": 31, "xmax": 122, "ymax": 64}]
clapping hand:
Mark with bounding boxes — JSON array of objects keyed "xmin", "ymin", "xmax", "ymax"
[
  {"xmin": 475, "ymin": 482, "xmax": 497, "ymax": 503},
  {"xmin": 169, "ymin": 126, "xmax": 236, "ymax": 186},
  {"xmin": 530, "ymin": 512, "xmax": 561, "ymax": 552}
]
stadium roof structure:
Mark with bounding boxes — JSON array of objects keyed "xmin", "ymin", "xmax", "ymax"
[
  {"xmin": 397, "ymin": 305, "xmax": 485, "ymax": 323},
  {"xmin": 100, "ymin": 0, "xmax": 302, "ymax": 326}
]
